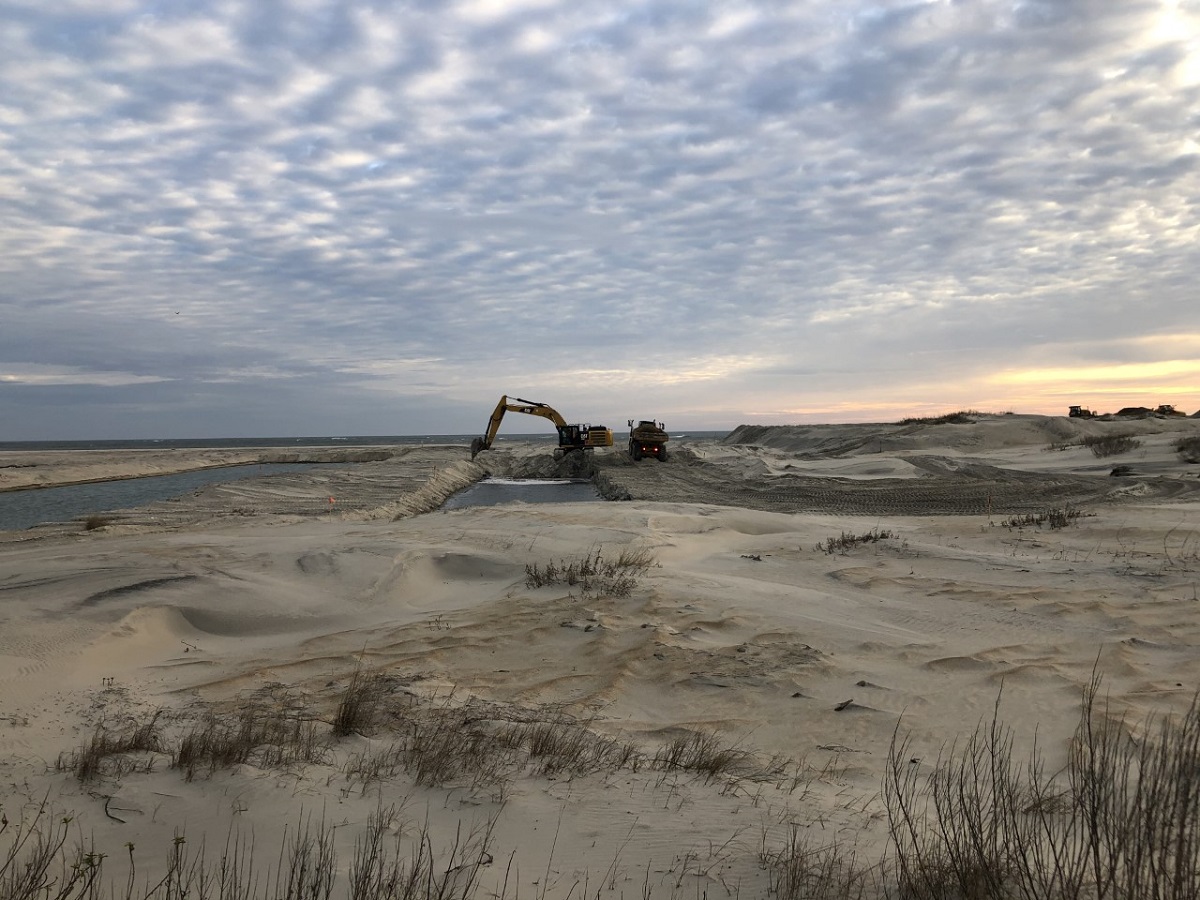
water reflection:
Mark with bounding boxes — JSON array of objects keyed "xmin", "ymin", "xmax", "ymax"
[
  {"xmin": 0, "ymin": 463, "xmax": 317, "ymax": 531},
  {"xmin": 442, "ymin": 477, "xmax": 601, "ymax": 509}
]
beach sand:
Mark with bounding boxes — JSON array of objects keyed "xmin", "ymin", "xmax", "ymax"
[{"xmin": 2, "ymin": 413, "xmax": 1199, "ymax": 897}]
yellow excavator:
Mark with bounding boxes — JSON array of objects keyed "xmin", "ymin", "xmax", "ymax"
[{"xmin": 470, "ymin": 396, "xmax": 614, "ymax": 459}]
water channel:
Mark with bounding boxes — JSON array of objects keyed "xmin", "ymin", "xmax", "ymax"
[
  {"xmin": 0, "ymin": 464, "xmax": 319, "ymax": 532},
  {"xmin": 0, "ymin": 470, "xmax": 602, "ymax": 532},
  {"xmin": 442, "ymin": 477, "xmax": 601, "ymax": 509}
]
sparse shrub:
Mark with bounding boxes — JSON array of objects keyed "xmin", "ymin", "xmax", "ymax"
[
  {"xmin": 1, "ymin": 795, "xmax": 494, "ymax": 900},
  {"xmin": 816, "ymin": 528, "xmax": 894, "ymax": 554},
  {"xmin": 56, "ymin": 711, "xmax": 163, "ymax": 781},
  {"xmin": 347, "ymin": 805, "xmax": 496, "ymax": 900},
  {"xmin": 332, "ymin": 664, "xmax": 386, "ymax": 737},
  {"xmin": 404, "ymin": 714, "xmax": 512, "ymax": 787},
  {"xmin": 82, "ymin": 515, "xmax": 115, "ymax": 531},
  {"xmin": 1176, "ymin": 435, "xmax": 1200, "ymax": 463},
  {"xmin": 999, "ymin": 507, "xmax": 1082, "ymax": 529},
  {"xmin": 652, "ymin": 730, "xmax": 750, "ymax": 781},
  {"xmin": 0, "ymin": 795, "xmax": 106, "ymax": 900},
  {"xmin": 1082, "ymin": 433, "xmax": 1141, "ymax": 458},
  {"xmin": 172, "ymin": 701, "xmax": 327, "ymax": 780},
  {"xmin": 515, "ymin": 719, "xmax": 643, "ymax": 777},
  {"xmin": 884, "ymin": 678, "xmax": 1200, "ymax": 899},
  {"xmin": 763, "ymin": 827, "xmax": 876, "ymax": 900},
  {"xmin": 524, "ymin": 546, "xmax": 655, "ymax": 597},
  {"xmin": 897, "ymin": 410, "xmax": 986, "ymax": 425}
]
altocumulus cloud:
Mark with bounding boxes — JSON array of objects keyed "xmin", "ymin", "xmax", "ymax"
[{"xmin": 1, "ymin": 0, "xmax": 1198, "ymax": 438}]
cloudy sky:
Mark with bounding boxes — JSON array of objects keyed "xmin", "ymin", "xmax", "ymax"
[{"xmin": 2, "ymin": 0, "xmax": 1198, "ymax": 440}]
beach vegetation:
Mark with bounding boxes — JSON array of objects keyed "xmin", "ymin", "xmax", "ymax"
[
  {"xmin": 523, "ymin": 546, "xmax": 655, "ymax": 598},
  {"xmin": 896, "ymin": 410, "xmax": 987, "ymax": 426},
  {"xmin": 1175, "ymin": 435, "xmax": 1200, "ymax": 463},
  {"xmin": 879, "ymin": 676, "xmax": 1200, "ymax": 899},
  {"xmin": 82, "ymin": 515, "xmax": 115, "ymax": 531},
  {"xmin": 761, "ymin": 827, "xmax": 877, "ymax": 900},
  {"xmin": 55, "ymin": 711, "xmax": 163, "ymax": 782},
  {"xmin": 816, "ymin": 528, "xmax": 894, "ymax": 554},
  {"xmin": 652, "ymin": 730, "xmax": 753, "ymax": 782},
  {"xmin": 0, "ymin": 798, "xmax": 494, "ymax": 900},
  {"xmin": 331, "ymin": 662, "xmax": 387, "ymax": 738},
  {"xmin": 171, "ymin": 692, "xmax": 328, "ymax": 781},
  {"xmin": 1081, "ymin": 433, "xmax": 1141, "ymax": 457},
  {"xmin": 20, "ymin": 676, "xmax": 1200, "ymax": 900},
  {"xmin": 998, "ymin": 506, "xmax": 1083, "ymax": 529}
]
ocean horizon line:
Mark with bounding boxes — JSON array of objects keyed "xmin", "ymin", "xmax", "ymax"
[{"xmin": 1, "ymin": 431, "xmax": 731, "ymax": 453}]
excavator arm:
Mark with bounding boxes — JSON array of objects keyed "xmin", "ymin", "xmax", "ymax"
[
  {"xmin": 471, "ymin": 396, "xmax": 570, "ymax": 458},
  {"xmin": 470, "ymin": 395, "xmax": 610, "ymax": 458}
]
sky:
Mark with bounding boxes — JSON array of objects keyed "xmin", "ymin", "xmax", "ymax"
[{"xmin": 2, "ymin": 0, "xmax": 1199, "ymax": 440}]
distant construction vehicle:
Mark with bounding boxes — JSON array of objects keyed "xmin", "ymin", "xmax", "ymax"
[
  {"xmin": 627, "ymin": 418, "xmax": 669, "ymax": 461},
  {"xmin": 470, "ymin": 396, "xmax": 613, "ymax": 459},
  {"xmin": 1069, "ymin": 405, "xmax": 1096, "ymax": 418}
]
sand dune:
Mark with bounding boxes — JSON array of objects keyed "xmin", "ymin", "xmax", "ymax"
[{"xmin": 2, "ymin": 413, "xmax": 1200, "ymax": 898}]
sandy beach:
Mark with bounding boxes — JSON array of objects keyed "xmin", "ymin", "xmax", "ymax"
[{"xmin": 3, "ymin": 413, "xmax": 1200, "ymax": 898}]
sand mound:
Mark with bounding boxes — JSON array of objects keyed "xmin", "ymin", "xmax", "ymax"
[{"xmin": 726, "ymin": 412, "xmax": 1200, "ymax": 457}]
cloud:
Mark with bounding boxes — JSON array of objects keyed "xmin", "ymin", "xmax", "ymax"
[
  {"xmin": 1, "ymin": 365, "xmax": 172, "ymax": 387},
  {"xmin": 1, "ymin": 0, "xmax": 1198, "ymax": 438}
]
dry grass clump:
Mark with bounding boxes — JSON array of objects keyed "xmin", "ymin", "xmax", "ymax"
[
  {"xmin": 332, "ymin": 664, "xmax": 391, "ymax": 737},
  {"xmin": 399, "ymin": 708, "xmax": 516, "ymax": 789},
  {"xmin": 524, "ymin": 546, "xmax": 656, "ymax": 598},
  {"xmin": 897, "ymin": 411, "xmax": 987, "ymax": 425},
  {"xmin": 1176, "ymin": 435, "xmax": 1200, "ymax": 463},
  {"xmin": 1, "ymin": 797, "xmax": 494, "ymax": 900},
  {"xmin": 82, "ymin": 515, "xmax": 115, "ymax": 531},
  {"xmin": 343, "ymin": 698, "xmax": 647, "ymax": 793},
  {"xmin": 55, "ymin": 711, "xmax": 163, "ymax": 781},
  {"xmin": 173, "ymin": 704, "xmax": 327, "ymax": 781},
  {"xmin": 757, "ymin": 678, "xmax": 1200, "ymax": 899},
  {"xmin": 762, "ymin": 828, "xmax": 877, "ymax": 900},
  {"xmin": 348, "ymin": 805, "xmax": 497, "ymax": 900},
  {"xmin": 1081, "ymin": 433, "xmax": 1142, "ymax": 457},
  {"xmin": 816, "ymin": 528, "xmax": 894, "ymax": 555},
  {"xmin": 514, "ymin": 718, "xmax": 643, "ymax": 777},
  {"xmin": 57, "ymin": 690, "xmax": 334, "ymax": 785},
  {"xmin": 652, "ymin": 731, "xmax": 752, "ymax": 781},
  {"xmin": 880, "ymin": 678, "xmax": 1200, "ymax": 899},
  {"xmin": 999, "ymin": 506, "xmax": 1083, "ymax": 529}
]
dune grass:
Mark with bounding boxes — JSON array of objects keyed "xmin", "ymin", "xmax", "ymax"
[
  {"xmin": 31, "ymin": 666, "xmax": 1200, "ymax": 900},
  {"xmin": 523, "ymin": 546, "xmax": 656, "ymax": 598},
  {"xmin": 896, "ymin": 411, "xmax": 989, "ymax": 426},
  {"xmin": 879, "ymin": 676, "xmax": 1200, "ymax": 900},
  {"xmin": 998, "ymin": 506, "xmax": 1082, "ymax": 529},
  {"xmin": 0, "ymin": 799, "xmax": 494, "ymax": 900},
  {"xmin": 1081, "ymin": 433, "xmax": 1142, "ymax": 458},
  {"xmin": 1176, "ymin": 435, "xmax": 1200, "ymax": 463},
  {"xmin": 54, "ymin": 711, "xmax": 163, "ymax": 782},
  {"xmin": 816, "ymin": 528, "xmax": 894, "ymax": 554}
]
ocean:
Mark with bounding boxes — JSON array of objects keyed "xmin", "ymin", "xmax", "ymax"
[{"xmin": 0, "ymin": 434, "xmax": 542, "ymax": 452}]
